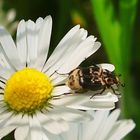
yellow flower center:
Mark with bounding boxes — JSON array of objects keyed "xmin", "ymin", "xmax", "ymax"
[{"xmin": 4, "ymin": 68, "xmax": 53, "ymax": 114}]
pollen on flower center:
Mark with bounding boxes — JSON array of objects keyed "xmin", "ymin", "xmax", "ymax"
[{"xmin": 4, "ymin": 68, "xmax": 53, "ymax": 113}]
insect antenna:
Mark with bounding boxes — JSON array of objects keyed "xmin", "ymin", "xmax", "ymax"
[
  {"xmin": 54, "ymin": 70, "xmax": 69, "ymax": 76},
  {"xmin": 116, "ymin": 74, "xmax": 125, "ymax": 87},
  {"xmin": 121, "ymin": 83, "xmax": 125, "ymax": 87}
]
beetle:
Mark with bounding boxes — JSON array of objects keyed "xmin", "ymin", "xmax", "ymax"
[{"xmin": 66, "ymin": 64, "xmax": 124, "ymax": 98}]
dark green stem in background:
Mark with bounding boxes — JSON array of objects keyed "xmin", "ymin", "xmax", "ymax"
[
  {"xmin": 119, "ymin": 0, "xmax": 138, "ymax": 117},
  {"xmin": 90, "ymin": 0, "xmax": 122, "ymax": 73},
  {"xmin": 55, "ymin": 0, "xmax": 71, "ymax": 44},
  {"xmin": 91, "ymin": 0, "xmax": 138, "ymax": 139}
]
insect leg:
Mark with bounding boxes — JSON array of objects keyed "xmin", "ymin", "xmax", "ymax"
[
  {"xmin": 110, "ymin": 86, "xmax": 121, "ymax": 96},
  {"xmin": 90, "ymin": 87, "xmax": 106, "ymax": 99}
]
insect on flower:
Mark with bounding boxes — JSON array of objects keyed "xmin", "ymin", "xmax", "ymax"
[{"xmin": 65, "ymin": 64, "xmax": 124, "ymax": 98}]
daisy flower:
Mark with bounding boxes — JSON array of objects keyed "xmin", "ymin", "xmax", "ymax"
[
  {"xmin": 54, "ymin": 109, "xmax": 135, "ymax": 140},
  {"xmin": 0, "ymin": 15, "xmax": 118, "ymax": 139}
]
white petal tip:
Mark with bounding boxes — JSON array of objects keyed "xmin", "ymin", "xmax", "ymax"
[
  {"xmin": 98, "ymin": 63, "xmax": 115, "ymax": 72},
  {"xmin": 45, "ymin": 15, "xmax": 52, "ymax": 21}
]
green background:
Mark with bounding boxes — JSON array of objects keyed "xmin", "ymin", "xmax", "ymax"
[{"xmin": 1, "ymin": 0, "xmax": 140, "ymax": 139}]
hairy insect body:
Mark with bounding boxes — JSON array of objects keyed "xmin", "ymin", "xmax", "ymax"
[
  {"xmin": 66, "ymin": 65, "xmax": 120, "ymax": 95},
  {"xmin": 66, "ymin": 69, "xmax": 83, "ymax": 91}
]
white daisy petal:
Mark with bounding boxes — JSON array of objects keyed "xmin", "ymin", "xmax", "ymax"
[
  {"xmin": 0, "ymin": 91, "xmax": 4, "ymax": 96},
  {"xmin": 43, "ymin": 130, "xmax": 63, "ymax": 140},
  {"xmin": 97, "ymin": 63, "xmax": 115, "ymax": 72},
  {"xmin": 26, "ymin": 20, "xmax": 37, "ymax": 67},
  {"xmin": 51, "ymin": 94, "xmax": 89, "ymax": 106},
  {"xmin": 0, "ymin": 95, "xmax": 4, "ymax": 100},
  {"xmin": 44, "ymin": 120, "xmax": 65, "ymax": 134},
  {"xmin": 26, "ymin": 133, "xmax": 31, "ymax": 140},
  {"xmin": 52, "ymin": 92, "xmax": 117, "ymax": 110},
  {"xmin": 66, "ymin": 105, "xmax": 95, "ymax": 111},
  {"xmin": 0, "ymin": 67, "xmax": 14, "ymax": 79},
  {"xmin": 0, "ymin": 52, "xmax": 8, "ymax": 68},
  {"xmin": 38, "ymin": 111, "xmax": 69, "ymax": 134},
  {"xmin": 0, "ymin": 114, "xmax": 22, "ymax": 139},
  {"xmin": 83, "ymin": 110, "xmax": 109, "ymax": 140},
  {"xmin": 4, "ymin": 114, "xmax": 22, "ymax": 127},
  {"xmin": 0, "ymin": 111, "xmax": 13, "ymax": 121},
  {"xmin": 14, "ymin": 125, "xmax": 29, "ymax": 140},
  {"xmin": 36, "ymin": 112, "xmax": 63, "ymax": 134},
  {"xmin": 0, "ymin": 82, "xmax": 5, "ymax": 91},
  {"xmin": 42, "ymin": 132, "xmax": 49, "ymax": 140},
  {"xmin": 58, "ymin": 110, "xmax": 135, "ymax": 140},
  {"xmin": 57, "ymin": 36, "xmax": 100, "ymax": 73},
  {"xmin": 81, "ymin": 101, "xmax": 115, "ymax": 110},
  {"xmin": 107, "ymin": 120, "xmax": 135, "ymax": 140},
  {"xmin": 62, "ymin": 124, "xmax": 79, "ymax": 140},
  {"xmin": 34, "ymin": 16, "xmax": 52, "ymax": 71},
  {"xmin": 43, "ymin": 25, "xmax": 86, "ymax": 74},
  {"xmin": 14, "ymin": 114, "xmax": 30, "ymax": 140},
  {"xmin": 51, "ymin": 75, "xmax": 67, "ymax": 86},
  {"xmin": 56, "ymin": 25, "xmax": 80, "ymax": 47},
  {"xmin": 42, "ymin": 25, "xmax": 80, "ymax": 72},
  {"xmin": 90, "ymin": 92, "xmax": 118, "ymax": 102},
  {"xmin": 29, "ymin": 115, "xmax": 43, "ymax": 140},
  {"xmin": 52, "ymin": 85, "xmax": 71, "ymax": 96},
  {"xmin": 49, "ymin": 72, "xmax": 66, "ymax": 81},
  {"xmin": 0, "ymin": 126, "xmax": 16, "ymax": 139},
  {"xmin": 61, "ymin": 108, "xmax": 93, "ymax": 122},
  {"xmin": 35, "ymin": 17, "xmax": 44, "ymax": 31},
  {"xmin": 92, "ymin": 110, "xmax": 119, "ymax": 140},
  {"xmin": 56, "ymin": 119, "xmax": 69, "ymax": 132},
  {"xmin": 97, "ymin": 109, "xmax": 120, "ymax": 140},
  {"xmin": 0, "ymin": 46, "xmax": 15, "ymax": 70},
  {"xmin": 16, "ymin": 20, "xmax": 27, "ymax": 68},
  {"xmin": 0, "ymin": 27, "xmax": 22, "ymax": 70},
  {"xmin": 43, "ymin": 130, "xmax": 67, "ymax": 140},
  {"xmin": 0, "ymin": 105, "xmax": 8, "ymax": 114},
  {"xmin": 46, "ymin": 35, "xmax": 97, "ymax": 76},
  {"xmin": 46, "ymin": 106, "xmax": 93, "ymax": 122}
]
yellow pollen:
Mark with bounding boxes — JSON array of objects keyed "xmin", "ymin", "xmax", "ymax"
[{"xmin": 4, "ymin": 68, "xmax": 53, "ymax": 113}]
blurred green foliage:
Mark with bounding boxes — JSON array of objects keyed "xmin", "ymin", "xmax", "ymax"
[{"xmin": 0, "ymin": 0, "xmax": 140, "ymax": 140}]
